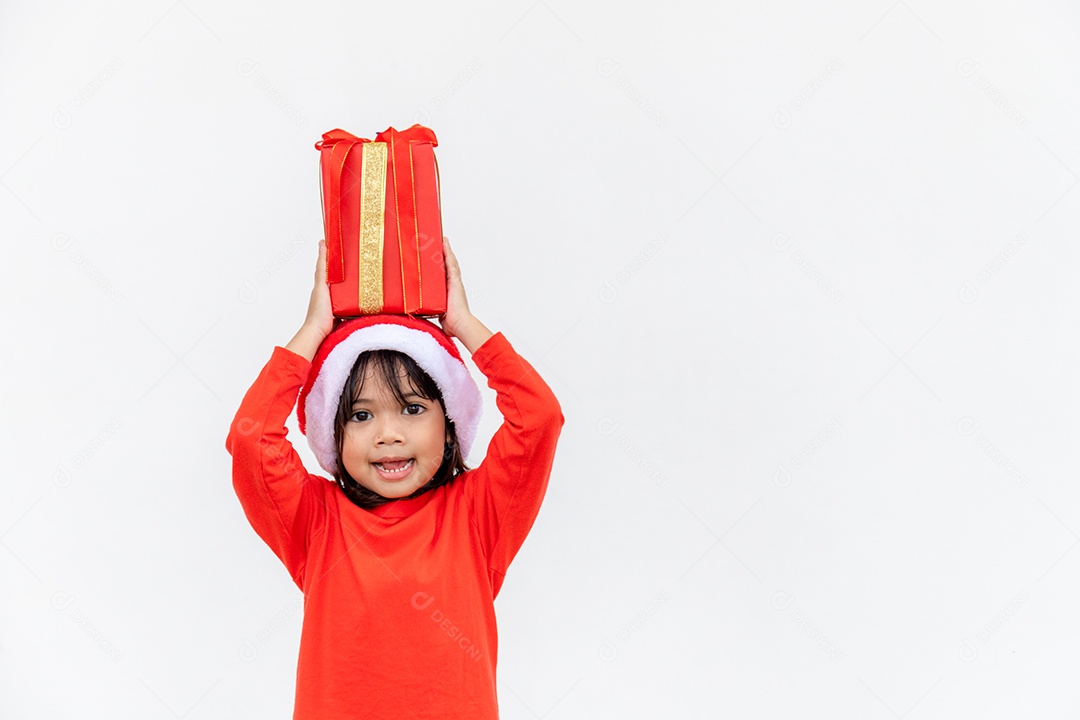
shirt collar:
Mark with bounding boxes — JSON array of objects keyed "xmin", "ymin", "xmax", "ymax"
[{"xmin": 366, "ymin": 488, "xmax": 437, "ymax": 518}]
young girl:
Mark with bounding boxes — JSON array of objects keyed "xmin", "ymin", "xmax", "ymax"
[{"xmin": 226, "ymin": 236, "xmax": 564, "ymax": 719}]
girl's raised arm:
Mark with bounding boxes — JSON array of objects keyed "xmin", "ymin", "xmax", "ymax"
[
  {"xmin": 226, "ymin": 239, "xmax": 333, "ymax": 588},
  {"xmin": 439, "ymin": 236, "xmax": 564, "ymax": 595}
]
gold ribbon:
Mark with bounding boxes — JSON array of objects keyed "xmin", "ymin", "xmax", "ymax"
[{"xmin": 358, "ymin": 142, "xmax": 387, "ymax": 314}]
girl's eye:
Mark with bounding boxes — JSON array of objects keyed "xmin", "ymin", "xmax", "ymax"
[
  {"xmin": 350, "ymin": 411, "xmax": 371, "ymax": 422},
  {"xmin": 404, "ymin": 403, "xmax": 424, "ymax": 416}
]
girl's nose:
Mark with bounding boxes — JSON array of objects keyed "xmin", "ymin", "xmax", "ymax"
[{"xmin": 374, "ymin": 416, "xmax": 405, "ymax": 444}]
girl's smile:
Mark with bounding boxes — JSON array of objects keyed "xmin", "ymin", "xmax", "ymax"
[{"xmin": 372, "ymin": 457, "xmax": 416, "ymax": 481}]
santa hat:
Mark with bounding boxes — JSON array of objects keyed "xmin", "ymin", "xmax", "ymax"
[{"xmin": 298, "ymin": 314, "xmax": 483, "ymax": 476}]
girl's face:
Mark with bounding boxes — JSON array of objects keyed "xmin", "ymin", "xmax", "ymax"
[{"xmin": 340, "ymin": 363, "xmax": 449, "ymax": 500}]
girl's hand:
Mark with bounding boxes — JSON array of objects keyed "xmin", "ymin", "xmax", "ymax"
[
  {"xmin": 437, "ymin": 236, "xmax": 494, "ymax": 353},
  {"xmin": 304, "ymin": 239, "xmax": 335, "ymax": 337},
  {"xmin": 285, "ymin": 239, "xmax": 335, "ymax": 362},
  {"xmin": 438, "ymin": 235, "xmax": 474, "ymax": 339}
]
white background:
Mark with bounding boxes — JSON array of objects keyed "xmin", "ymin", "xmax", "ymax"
[{"xmin": 3, "ymin": 1, "xmax": 1079, "ymax": 717}]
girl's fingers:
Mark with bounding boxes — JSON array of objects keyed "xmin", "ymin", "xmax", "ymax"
[{"xmin": 443, "ymin": 236, "xmax": 459, "ymax": 272}]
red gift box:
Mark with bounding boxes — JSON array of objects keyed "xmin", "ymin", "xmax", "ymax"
[{"xmin": 315, "ymin": 125, "xmax": 447, "ymax": 318}]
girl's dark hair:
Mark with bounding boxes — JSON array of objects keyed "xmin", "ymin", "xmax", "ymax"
[{"xmin": 332, "ymin": 349, "xmax": 469, "ymax": 509}]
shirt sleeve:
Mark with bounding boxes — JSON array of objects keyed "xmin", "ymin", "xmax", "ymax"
[
  {"xmin": 462, "ymin": 332, "xmax": 565, "ymax": 594},
  {"xmin": 225, "ymin": 346, "xmax": 325, "ymax": 589}
]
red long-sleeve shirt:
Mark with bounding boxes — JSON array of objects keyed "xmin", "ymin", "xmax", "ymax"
[{"xmin": 226, "ymin": 331, "xmax": 564, "ymax": 719}]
